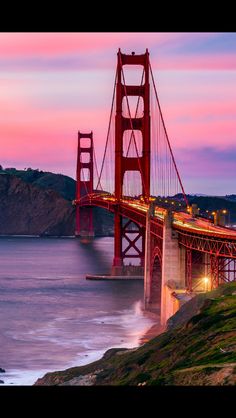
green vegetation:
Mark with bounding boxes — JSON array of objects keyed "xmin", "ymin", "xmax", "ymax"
[{"xmin": 35, "ymin": 282, "xmax": 236, "ymax": 386}]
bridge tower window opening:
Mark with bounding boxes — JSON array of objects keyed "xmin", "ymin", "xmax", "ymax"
[
  {"xmin": 123, "ymin": 130, "xmax": 142, "ymax": 158},
  {"xmin": 122, "ymin": 65, "xmax": 145, "ymax": 86},
  {"xmin": 80, "ymin": 137, "xmax": 91, "ymax": 148},
  {"xmin": 122, "ymin": 96, "xmax": 144, "ymax": 119},
  {"xmin": 80, "ymin": 152, "xmax": 91, "ymax": 163},
  {"xmin": 81, "ymin": 168, "xmax": 90, "ymax": 182}
]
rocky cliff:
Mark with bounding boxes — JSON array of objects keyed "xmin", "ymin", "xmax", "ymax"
[
  {"xmin": 34, "ymin": 282, "xmax": 236, "ymax": 386},
  {"xmin": 0, "ymin": 173, "xmax": 75, "ymax": 236},
  {"xmin": 0, "ymin": 172, "xmax": 114, "ymax": 236},
  {"xmin": 1, "ymin": 168, "xmax": 76, "ymax": 201}
]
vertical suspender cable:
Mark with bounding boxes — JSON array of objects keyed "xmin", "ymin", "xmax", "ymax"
[
  {"xmin": 95, "ymin": 69, "xmax": 118, "ymax": 192},
  {"xmin": 149, "ymin": 62, "xmax": 188, "ymax": 206}
]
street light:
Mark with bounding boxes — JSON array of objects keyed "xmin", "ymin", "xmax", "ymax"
[{"xmin": 203, "ymin": 277, "xmax": 209, "ymax": 292}]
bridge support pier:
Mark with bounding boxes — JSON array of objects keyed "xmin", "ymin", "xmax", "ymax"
[
  {"xmin": 160, "ymin": 210, "xmax": 185, "ymax": 325},
  {"xmin": 144, "ymin": 204, "xmax": 152, "ymax": 310},
  {"xmin": 111, "ymin": 210, "xmax": 123, "ymax": 275},
  {"xmin": 144, "ymin": 207, "xmax": 186, "ymax": 321}
]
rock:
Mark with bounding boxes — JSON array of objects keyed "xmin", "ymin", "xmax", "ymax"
[
  {"xmin": 0, "ymin": 380, "xmax": 4, "ymax": 384},
  {"xmin": 0, "ymin": 171, "xmax": 114, "ymax": 237},
  {"xmin": 0, "ymin": 174, "xmax": 75, "ymax": 236},
  {"xmin": 59, "ymin": 370, "xmax": 102, "ymax": 386},
  {"xmin": 0, "ymin": 368, "xmax": 5, "ymax": 373}
]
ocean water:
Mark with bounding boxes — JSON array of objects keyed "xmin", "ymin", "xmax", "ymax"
[{"xmin": 0, "ymin": 237, "xmax": 156, "ymax": 385}]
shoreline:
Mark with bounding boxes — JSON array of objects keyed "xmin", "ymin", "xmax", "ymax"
[
  {"xmin": 33, "ymin": 320, "xmax": 166, "ymax": 386},
  {"xmin": 3, "ymin": 320, "xmax": 165, "ymax": 386},
  {"xmin": 1, "ymin": 316, "xmax": 164, "ymax": 386},
  {"xmin": 139, "ymin": 322, "xmax": 165, "ymax": 345}
]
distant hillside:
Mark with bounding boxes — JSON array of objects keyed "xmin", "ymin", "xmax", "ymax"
[
  {"xmin": 188, "ymin": 195, "xmax": 236, "ymax": 223},
  {"xmin": 0, "ymin": 173, "xmax": 75, "ymax": 236},
  {"xmin": 0, "ymin": 168, "xmax": 114, "ymax": 236},
  {"xmin": 225, "ymin": 194, "xmax": 236, "ymax": 201},
  {"xmin": 35, "ymin": 282, "xmax": 236, "ymax": 386},
  {"xmin": 0, "ymin": 168, "xmax": 76, "ymax": 201},
  {"xmin": 174, "ymin": 193, "xmax": 236, "ymax": 223}
]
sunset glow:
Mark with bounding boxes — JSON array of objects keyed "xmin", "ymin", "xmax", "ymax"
[{"xmin": 1, "ymin": 32, "xmax": 236, "ymax": 194}]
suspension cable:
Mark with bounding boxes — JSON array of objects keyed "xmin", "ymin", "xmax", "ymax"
[
  {"xmin": 149, "ymin": 61, "xmax": 188, "ymax": 206},
  {"xmin": 95, "ymin": 68, "xmax": 118, "ymax": 191},
  {"xmin": 93, "ymin": 146, "xmax": 102, "ymax": 191}
]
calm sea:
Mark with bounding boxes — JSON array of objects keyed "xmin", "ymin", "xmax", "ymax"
[{"xmin": 0, "ymin": 237, "xmax": 155, "ymax": 385}]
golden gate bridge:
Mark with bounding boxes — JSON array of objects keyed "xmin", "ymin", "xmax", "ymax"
[{"xmin": 74, "ymin": 49, "xmax": 236, "ymax": 325}]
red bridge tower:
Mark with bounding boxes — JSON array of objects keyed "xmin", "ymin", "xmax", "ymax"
[
  {"xmin": 112, "ymin": 49, "xmax": 150, "ymax": 275},
  {"xmin": 75, "ymin": 131, "xmax": 94, "ymax": 238}
]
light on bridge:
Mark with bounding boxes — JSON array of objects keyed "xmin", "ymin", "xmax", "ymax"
[{"xmin": 203, "ymin": 277, "xmax": 209, "ymax": 292}]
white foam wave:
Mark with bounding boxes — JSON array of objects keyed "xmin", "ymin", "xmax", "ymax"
[{"xmin": 2, "ymin": 299, "xmax": 157, "ymax": 385}]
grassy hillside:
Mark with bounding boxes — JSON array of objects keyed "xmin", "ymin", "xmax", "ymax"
[{"xmin": 35, "ymin": 282, "xmax": 236, "ymax": 386}]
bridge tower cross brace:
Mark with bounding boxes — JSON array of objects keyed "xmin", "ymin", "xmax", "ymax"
[
  {"xmin": 75, "ymin": 131, "xmax": 94, "ymax": 237},
  {"xmin": 112, "ymin": 49, "xmax": 150, "ymax": 274}
]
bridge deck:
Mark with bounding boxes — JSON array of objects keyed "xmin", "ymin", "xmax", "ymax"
[{"xmin": 78, "ymin": 194, "xmax": 236, "ymax": 242}]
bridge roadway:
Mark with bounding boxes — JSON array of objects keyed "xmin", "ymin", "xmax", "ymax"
[{"xmin": 78, "ymin": 194, "xmax": 236, "ymax": 259}]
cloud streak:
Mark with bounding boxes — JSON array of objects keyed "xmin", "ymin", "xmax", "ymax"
[
  {"xmin": 0, "ymin": 33, "xmax": 236, "ymax": 194},
  {"xmin": 1, "ymin": 33, "xmax": 235, "ymax": 71}
]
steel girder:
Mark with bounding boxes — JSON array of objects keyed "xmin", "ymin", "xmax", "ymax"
[{"xmin": 178, "ymin": 230, "xmax": 236, "ymax": 258}]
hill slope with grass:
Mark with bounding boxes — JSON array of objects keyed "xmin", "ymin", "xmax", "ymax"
[{"xmin": 35, "ymin": 282, "xmax": 236, "ymax": 386}]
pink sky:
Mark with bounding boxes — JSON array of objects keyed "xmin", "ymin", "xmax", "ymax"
[{"xmin": 0, "ymin": 32, "xmax": 236, "ymax": 195}]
